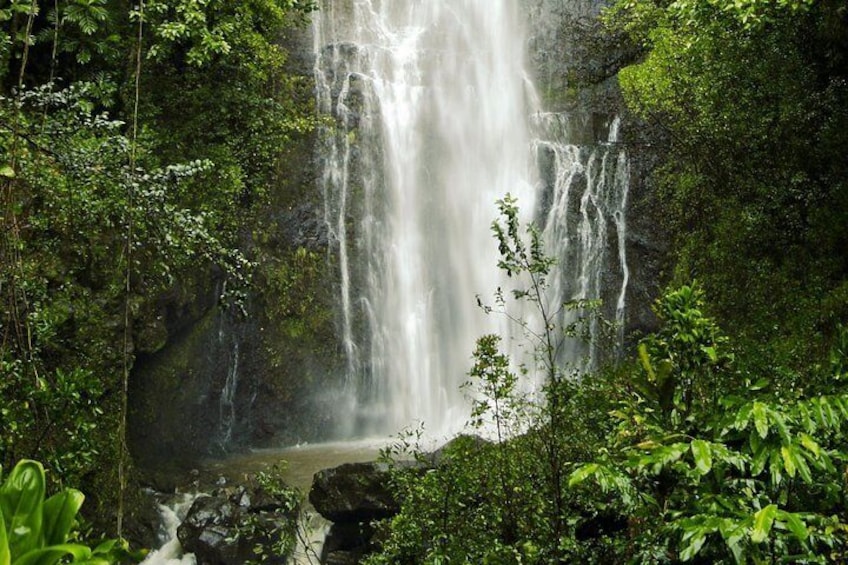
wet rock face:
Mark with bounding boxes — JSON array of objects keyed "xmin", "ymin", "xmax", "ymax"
[
  {"xmin": 177, "ymin": 483, "xmax": 299, "ymax": 565},
  {"xmin": 309, "ymin": 460, "xmax": 406, "ymax": 565},
  {"xmin": 525, "ymin": 0, "xmax": 630, "ymax": 115},
  {"xmin": 524, "ymin": 0, "xmax": 664, "ymax": 341},
  {"xmin": 128, "ymin": 23, "xmax": 344, "ymax": 470},
  {"xmin": 308, "ymin": 462, "xmax": 399, "ymax": 523}
]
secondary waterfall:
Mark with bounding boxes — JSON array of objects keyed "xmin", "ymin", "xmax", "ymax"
[{"xmin": 314, "ymin": 0, "xmax": 629, "ymax": 437}]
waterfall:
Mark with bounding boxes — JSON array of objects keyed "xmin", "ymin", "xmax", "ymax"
[
  {"xmin": 314, "ymin": 0, "xmax": 629, "ymax": 437},
  {"xmin": 216, "ymin": 316, "xmax": 240, "ymax": 450},
  {"xmin": 141, "ymin": 493, "xmax": 201, "ymax": 565},
  {"xmin": 533, "ymin": 113, "xmax": 630, "ymax": 369}
]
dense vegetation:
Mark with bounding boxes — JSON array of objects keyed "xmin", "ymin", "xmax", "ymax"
[
  {"xmin": 0, "ymin": 0, "xmax": 316, "ymax": 536},
  {"xmin": 612, "ymin": 0, "xmax": 848, "ymax": 367},
  {"xmin": 2, "ymin": 0, "xmax": 847, "ymax": 562},
  {"xmin": 362, "ymin": 0, "xmax": 848, "ymax": 563}
]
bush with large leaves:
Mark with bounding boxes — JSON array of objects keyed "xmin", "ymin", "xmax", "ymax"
[
  {"xmin": 571, "ymin": 286, "xmax": 848, "ymax": 563},
  {"xmin": 0, "ymin": 459, "xmax": 133, "ymax": 565},
  {"xmin": 368, "ymin": 283, "xmax": 848, "ymax": 563}
]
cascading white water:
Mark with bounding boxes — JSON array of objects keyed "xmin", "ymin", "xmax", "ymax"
[
  {"xmin": 215, "ymin": 313, "xmax": 240, "ymax": 450},
  {"xmin": 315, "ymin": 0, "xmax": 538, "ymax": 436},
  {"xmin": 218, "ymin": 341, "xmax": 239, "ymax": 445},
  {"xmin": 315, "ymin": 0, "xmax": 630, "ymax": 437},
  {"xmin": 141, "ymin": 493, "xmax": 202, "ymax": 565},
  {"xmin": 534, "ymin": 114, "xmax": 630, "ymax": 368}
]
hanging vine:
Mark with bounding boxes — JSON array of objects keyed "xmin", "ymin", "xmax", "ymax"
[
  {"xmin": 117, "ymin": 0, "xmax": 145, "ymax": 539},
  {"xmin": 1, "ymin": 0, "xmax": 39, "ymax": 384}
]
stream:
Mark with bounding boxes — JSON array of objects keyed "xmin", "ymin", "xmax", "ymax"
[{"xmin": 143, "ymin": 440, "xmax": 388, "ymax": 565}]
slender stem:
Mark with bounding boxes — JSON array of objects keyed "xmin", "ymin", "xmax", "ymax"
[
  {"xmin": 118, "ymin": 0, "xmax": 145, "ymax": 539},
  {"xmin": 49, "ymin": 0, "xmax": 59, "ymax": 86},
  {"xmin": 17, "ymin": 0, "xmax": 38, "ymax": 92},
  {"xmin": 2, "ymin": 0, "xmax": 41, "ymax": 385}
]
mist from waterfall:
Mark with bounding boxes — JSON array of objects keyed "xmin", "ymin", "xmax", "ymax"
[{"xmin": 314, "ymin": 0, "xmax": 629, "ymax": 438}]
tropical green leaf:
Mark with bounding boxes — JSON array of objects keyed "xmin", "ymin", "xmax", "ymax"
[
  {"xmin": 781, "ymin": 446, "xmax": 796, "ymax": 479},
  {"xmin": 750, "ymin": 504, "xmax": 777, "ymax": 544},
  {"xmin": 709, "ymin": 441, "xmax": 747, "ymax": 471},
  {"xmin": 838, "ymin": 395, "xmax": 848, "ymax": 418},
  {"xmin": 636, "ymin": 443, "xmax": 688, "ymax": 474},
  {"xmin": 752, "ymin": 402, "xmax": 768, "ymax": 439},
  {"xmin": 822, "ymin": 397, "xmax": 838, "ymax": 428},
  {"xmin": 793, "ymin": 448, "xmax": 813, "ymax": 484},
  {"xmin": 768, "ymin": 449, "xmax": 783, "ymax": 486},
  {"xmin": 798, "ymin": 433, "xmax": 821, "ymax": 458},
  {"xmin": 1, "ymin": 513, "xmax": 10, "ymax": 565},
  {"xmin": 691, "ymin": 440, "xmax": 712, "ymax": 475},
  {"xmin": 0, "ymin": 461, "xmax": 45, "ymax": 558},
  {"xmin": 13, "ymin": 543, "xmax": 93, "ymax": 565},
  {"xmin": 90, "ymin": 540, "xmax": 117, "ymax": 556},
  {"xmin": 768, "ymin": 409, "xmax": 790, "ymax": 443},
  {"xmin": 733, "ymin": 402, "xmax": 753, "ymax": 430},
  {"xmin": 719, "ymin": 519, "xmax": 745, "ymax": 564},
  {"xmin": 748, "ymin": 378, "xmax": 770, "ymax": 391},
  {"xmin": 679, "ymin": 530, "xmax": 707, "ymax": 561},
  {"xmin": 568, "ymin": 463, "xmax": 599, "ymax": 487},
  {"xmin": 638, "ymin": 343, "xmax": 655, "ymax": 381},
  {"xmin": 777, "ymin": 510, "xmax": 808, "ymax": 542},
  {"xmin": 41, "ymin": 490, "xmax": 84, "ymax": 546}
]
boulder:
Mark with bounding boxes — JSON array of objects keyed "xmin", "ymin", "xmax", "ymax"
[
  {"xmin": 177, "ymin": 482, "xmax": 299, "ymax": 565},
  {"xmin": 121, "ymin": 489, "xmax": 163, "ymax": 551},
  {"xmin": 308, "ymin": 439, "xmax": 491, "ymax": 563},
  {"xmin": 309, "ymin": 462, "xmax": 398, "ymax": 523},
  {"xmin": 177, "ymin": 495, "xmax": 240, "ymax": 564}
]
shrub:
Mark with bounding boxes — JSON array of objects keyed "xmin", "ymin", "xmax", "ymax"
[{"xmin": 0, "ymin": 459, "xmax": 135, "ymax": 565}]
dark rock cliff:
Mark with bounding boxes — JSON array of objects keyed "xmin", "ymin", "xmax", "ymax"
[{"xmin": 128, "ymin": 21, "xmax": 347, "ymax": 469}]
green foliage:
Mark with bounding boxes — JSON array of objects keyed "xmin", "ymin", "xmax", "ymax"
[
  {"xmin": 0, "ymin": 459, "xmax": 135, "ymax": 565},
  {"xmin": 606, "ymin": 0, "xmax": 848, "ymax": 364},
  {"xmin": 570, "ymin": 288, "xmax": 848, "ymax": 562},
  {"xmin": 239, "ymin": 465, "xmax": 301, "ymax": 565},
  {"xmin": 0, "ymin": 365, "xmax": 104, "ymax": 488},
  {"xmin": 0, "ymin": 0, "xmax": 317, "ymax": 536},
  {"xmin": 261, "ymin": 247, "xmax": 329, "ymax": 340},
  {"xmin": 668, "ymin": 0, "xmax": 815, "ymax": 29},
  {"xmin": 367, "ymin": 203, "xmax": 616, "ymax": 564},
  {"xmin": 0, "ymin": 82, "xmax": 250, "ymax": 491},
  {"xmin": 634, "ymin": 284, "xmax": 732, "ymax": 426},
  {"xmin": 367, "ymin": 432, "xmax": 548, "ymax": 564},
  {"xmin": 144, "ymin": 0, "xmax": 315, "ymax": 67},
  {"xmin": 140, "ymin": 0, "xmax": 319, "ymax": 199},
  {"xmin": 465, "ymin": 334, "xmax": 522, "ymax": 436},
  {"xmin": 371, "ymin": 273, "xmax": 848, "ymax": 563},
  {"xmin": 53, "ymin": 0, "xmax": 118, "ymax": 65}
]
